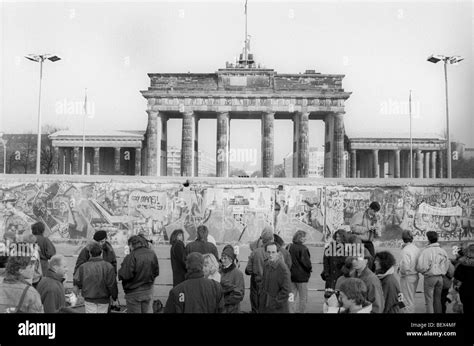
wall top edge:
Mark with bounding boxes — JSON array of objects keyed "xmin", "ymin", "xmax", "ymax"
[{"xmin": 0, "ymin": 176, "xmax": 473, "ymax": 187}]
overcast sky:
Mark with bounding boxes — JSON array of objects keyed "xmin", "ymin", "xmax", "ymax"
[{"xmin": 1, "ymin": 0, "xmax": 472, "ymax": 170}]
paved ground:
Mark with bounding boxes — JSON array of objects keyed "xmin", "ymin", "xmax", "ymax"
[{"xmin": 58, "ymin": 242, "xmax": 457, "ymax": 313}]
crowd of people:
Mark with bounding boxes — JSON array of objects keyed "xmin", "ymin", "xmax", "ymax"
[{"xmin": 0, "ymin": 203, "xmax": 472, "ymax": 314}]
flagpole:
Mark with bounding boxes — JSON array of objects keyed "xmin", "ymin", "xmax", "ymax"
[
  {"xmin": 82, "ymin": 88, "xmax": 87, "ymax": 175},
  {"xmin": 409, "ymin": 90, "xmax": 413, "ymax": 179}
]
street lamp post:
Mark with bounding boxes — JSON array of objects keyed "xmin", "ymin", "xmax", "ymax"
[
  {"xmin": 25, "ymin": 54, "xmax": 61, "ymax": 175},
  {"xmin": 427, "ymin": 54, "xmax": 464, "ymax": 179}
]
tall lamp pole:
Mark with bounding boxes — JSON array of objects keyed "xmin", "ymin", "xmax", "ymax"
[
  {"xmin": 427, "ymin": 54, "xmax": 464, "ymax": 179},
  {"xmin": 25, "ymin": 54, "xmax": 61, "ymax": 174}
]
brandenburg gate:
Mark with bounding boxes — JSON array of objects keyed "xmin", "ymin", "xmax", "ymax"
[{"xmin": 141, "ymin": 54, "xmax": 352, "ymax": 178}]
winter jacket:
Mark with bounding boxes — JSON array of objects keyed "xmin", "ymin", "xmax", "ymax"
[
  {"xmin": 185, "ymin": 240, "xmax": 219, "ymax": 260},
  {"xmin": 220, "ymin": 263, "xmax": 245, "ymax": 313},
  {"xmin": 170, "ymin": 240, "xmax": 187, "ymax": 287},
  {"xmin": 164, "ymin": 271, "xmax": 224, "ymax": 313},
  {"xmin": 118, "ymin": 245, "xmax": 159, "ymax": 294},
  {"xmin": 288, "ymin": 243, "xmax": 312, "ymax": 283},
  {"xmin": 245, "ymin": 247, "xmax": 269, "ymax": 286},
  {"xmin": 453, "ymin": 255, "xmax": 474, "ymax": 312},
  {"xmin": 73, "ymin": 257, "xmax": 118, "ymax": 304},
  {"xmin": 350, "ymin": 210, "xmax": 381, "ymax": 241},
  {"xmin": 416, "ymin": 243, "xmax": 449, "ymax": 277},
  {"xmin": 35, "ymin": 235, "xmax": 56, "ymax": 275},
  {"xmin": 36, "ymin": 269, "xmax": 66, "ymax": 313},
  {"xmin": 322, "ymin": 244, "xmax": 344, "ymax": 289},
  {"xmin": 0, "ymin": 275, "xmax": 44, "ymax": 313},
  {"xmin": 258, "ymin": 257, "xmax": 291, "ymax": 313},
  {"xmin": 377, "ymin": 267, "xmax": 403, "ymax": 313},
  {"xmin": 356, "ymin": 266, "xmax": 385, "ymax": 313},
  {"xmin": 74, "ymin": 241, "xmax": 117, "ymax": 275},
  {"xmin": 399, "ymin": 242, "xmax": 421, "ymax": 277}
]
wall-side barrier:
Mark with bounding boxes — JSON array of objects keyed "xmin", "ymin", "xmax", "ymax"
[{"xmin": 1, "ymin": 175, "xmax": 473, "ymax": 247}]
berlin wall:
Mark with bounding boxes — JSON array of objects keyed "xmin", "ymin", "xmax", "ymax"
[{"xmin": 0, "ymin": 176, "xmax": 473, "ymax": 248}]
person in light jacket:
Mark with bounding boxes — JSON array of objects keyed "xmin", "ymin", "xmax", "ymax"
[
  {"xmin": 398, "ymin": 230, "xmax": 420, "ymax": 313},
  {"xmin": 416, "ymin": 231, "xmax": 449, "ymax": 313}
]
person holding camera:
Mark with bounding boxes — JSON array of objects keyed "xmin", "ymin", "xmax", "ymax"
[{"xmin": 350, "ymin": 202, "xmax": 381, "ymax": 266}]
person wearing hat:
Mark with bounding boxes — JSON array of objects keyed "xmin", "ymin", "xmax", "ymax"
[
  {"xmin": 73, "ymin": 230, "xmax": 117, "ymax": 276},
  {"xmin": 220, "ymin": 245, "xmax": 245, "ymax": 313},
  {"xmin": 350, "ymin": 201, "xmax": 382, "ymax": 262},
  {"xmin": 164, "ymin": 252, "xmax": 223, "ymax": 313},
  {"xmin": 245, "ymin": 226, "xmax": 274, "ymax": 313}
]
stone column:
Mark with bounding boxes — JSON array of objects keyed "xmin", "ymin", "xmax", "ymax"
[
  {"xmin": 424, "ymin": 151, "xmax": 430, "ymax": 178},
  {"xmin": 394, "ymin": 149, "xmax": 400, "ymax": 178},
  {"xmin": 323, "ymin": 116, "xmax": 333, "ymax": 177},
  {"xmin": 216, "ymin": 112, "xmax": 230, "ymax": 177},
  {"xmin": 145, "ymin": 110, "xmax": 163, "ymax": 176},
  {"xmin": 181, "ymin": 111, "xmax": 196, "ymax": 177},
  {"xmin": 261, "ymin": 112, "xmax": 275, "ymax": 177},
  {"xmin": 438, "ymin": 150, "xmax": 445, "ymax": 178},
  {"xmin": 351, "ymin": 149, "xmax": 357, "ymax": 178},
  {"xmin": 114, "ymin": 147, "xmax": 121, "ymax": 174},
  {"xmin": 93, "ymin": 147, "xmax": 100, "ymax": 175},
  {"xmin": 373, "ymin": 149, "xmax": 379, "ymax": 178},
  {"xmin": 415, "ymin": 149, "xmax": 422, "ymax": 178},
  {"xmin": 72, "ymin": 147, "xmax": 79, "ymax": 175},
  {"xmin": 135, "ymin": 148, "xmax": 142, "ymax": 176},
  {"xmin": 194, "ymin": 116, "xmax": 199, "ymax": 177},
  {"xmin": 293, "ymin": 112, "xmax": 309, "ymax": 178},
  {"xmin": 430, "ymin": 151, "xmax": 437, "ymax": 178},
  {"xmin": 292, "ymin": 113, "xmax": 299, "ymax": 178},
  {"xmin": 333, "ymin": 113, "xmax": 345, "ymax": 178},
  {"xmin": 58, "ymin": 148, "xmax": 64, "ymax": 174},
  {"xmin": 52, "ymin": 146, "xmax": 59, "ymax": 174},
  {"xmin": 161, "ymin": 115, "xmax": 168, "ymax": 176}
]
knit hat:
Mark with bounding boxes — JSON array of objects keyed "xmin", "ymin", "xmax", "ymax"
[
  {"xmin": 260, "ymin": 226, "xmax": 274, "ymax": 243},
  {"xmin": 93, "ymin": 230, "xmax": 107, "ymax": 242},
  {"xmin": 222, "ymin": 245, "xmax": 236, "ymax": 261},
  {"xmin": 186, "ymin": 252, "xmax": 204, "ymax": 272}
]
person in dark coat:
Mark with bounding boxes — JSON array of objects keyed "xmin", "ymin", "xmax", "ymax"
[
  {"xmin": 454, "ymin": 243, "xmax": 474, "ymax": 314},
  {"xmin": 118, "ymin": 235, "xmax": 159, "ymax": 313},
  {"xmin": 185, "ymin": 225, "xmax": 219, "ymax": 260},
  {"xmin": 36, "ymin": 255, "xmax": 67, "ymax": 313},
  {"xmin": 374, "ymin": 251, "xmax": 404, "ymax": 313},
  {"xmin": 73, "ymin": 243, "xmax": 118, "ymax": 313},
  {"xmin": 220, "ymin": 245, "xmax": 245, "ymax": 313},
  {"xmin": 321, "ymin": 229, "xmax": 348, "ymax": 289},
  {"xmin": 74, "ymin": 230, "xmax": 117, "ymax": 275},
  {"xmin": 164, "ymin": 252, "xmax": 224, "ymax": 313},
  {"xmin": 288, "ymin": 230, "xmax": 312, "ymax": 313},
  {"xmin": 31, "ymin": 222, "xmax": 56, "ymax": 275},
  {"xmin": 353, "ymin": 255, "xmax": 385, "ymax": 313},
  {"xmin": 245, "ymin": 227, "xmax": 274, "ymax": 313},
  {"xmin": 170, "ymin": 229, "xmax": 187, "ymax": 287},
  {"xmin": 258, "ymin": 242, "xmax": 291, "ymax": 313}
]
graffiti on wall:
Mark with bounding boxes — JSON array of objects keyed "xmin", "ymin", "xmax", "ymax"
[{"xmin": 0, "ymin": 180, "xmax": 473, "ymax": 246}]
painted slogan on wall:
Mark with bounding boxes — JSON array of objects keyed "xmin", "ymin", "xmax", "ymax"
[{"xmin": 0, "ymin": 180, "xmax": 473, "ymax": 246}]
